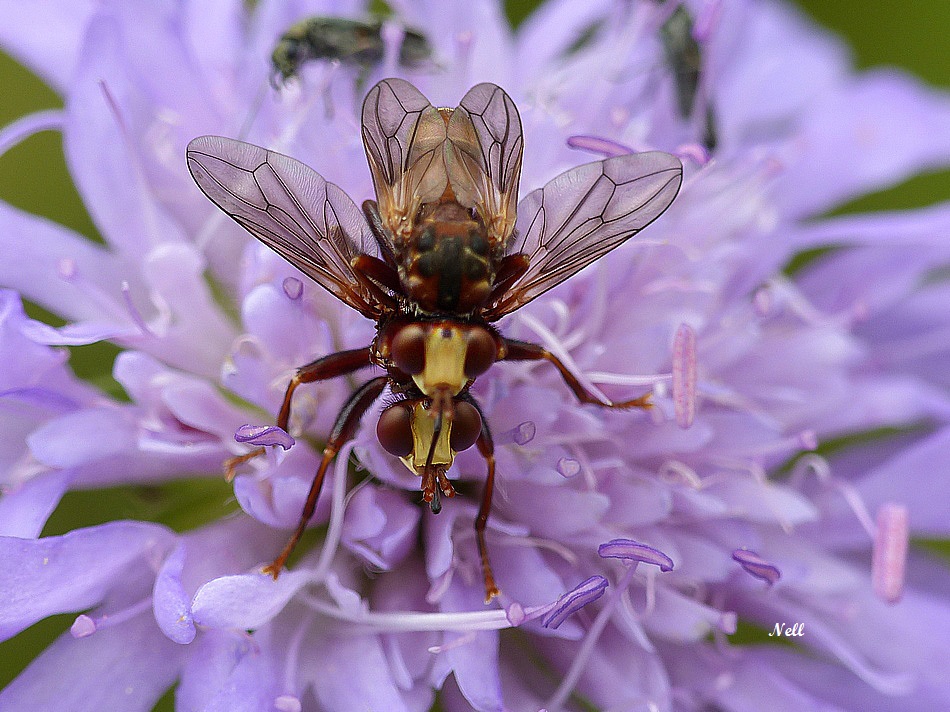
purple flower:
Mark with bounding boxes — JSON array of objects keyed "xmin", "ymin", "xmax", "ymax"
[{"xmin": 2, "ymin": 1, "xmax": 950, "ymax": 711}]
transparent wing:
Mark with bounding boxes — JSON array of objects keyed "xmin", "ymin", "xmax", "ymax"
[
  {"xmin": 186, "ymin": 135, "xmax": 382, "ymax": 318},
  {"xmin": 445, "ymin": 83, "xmax": 523, "ymax": 246},
  {"xmin": 486, "ymin": 152, "xmax": 683, "ymax": 319},
  {"xmin": 361, "ymin": 78, "xmax": 448, "ymax": 242}
]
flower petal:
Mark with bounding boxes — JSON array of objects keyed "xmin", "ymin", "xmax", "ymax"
[
  {"xmin": 0, "ymin": 610, "xmax": 182, "ymax": 712},
  {"xmin": 0, "ymin": 521, "xmax": 174, "ymax": 640},
  {"xmin": 191, "ymin": 569, "xmax": 313, "ymax": 630},
  {"xmin": 0, "ymin": 469, "xmax": 72, "ymax": 538},
  {"xmin": 152, "ymin": 542, "xmax": 195, "ymax": 644}
]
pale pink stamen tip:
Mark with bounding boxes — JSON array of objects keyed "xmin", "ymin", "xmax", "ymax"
[
  {"xmin": 70, "ymin": 614, "xmax": 97, "ymax": 638},
  {"xmin": 58, "ymin": 257, "xmax": 77, "ymax": 280},
  {"xmin": 274, "ymin": 695, "xmax": 302, "ymax": 712},
  {"xmin": 506, "ymin": 602, "xmax": 526, "ymax": 626},
  {"xmin": 799, "ymin": 430, "xmax": 818, "ymax": 450},
  {"xmin": 557, "ymin": 458, "xmax": 581, "ymax": 478},
  {"xmin": 752, "ymin": 286, "xmax": 773, "ymax": 316},
  {"xmin": 282, "ymin": 277, "xmax": 303, "ymax": 300},
  {"xmin": 672, "ymin": 323, "xmax": 697, "ymax": 429},
  {"xmin": 718, "ymin": 611, "xmax": 738, "ymax": 634},
  {"xmin": 873, "ymin": 503, "xmax": 908, "ymax": 604}
]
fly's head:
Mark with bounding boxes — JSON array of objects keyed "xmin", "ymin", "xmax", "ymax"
[
  {"xmin": 376, "ymin": 395, "xmax": 482, "ymax": 512},
  {"xmin": 377, "ymin": 318, "xmax": 501, "ymax": 400}
]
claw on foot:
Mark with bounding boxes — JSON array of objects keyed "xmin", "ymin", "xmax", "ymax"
[
  {"xmin": 613, "ymin": 392, "xmax": 653, "ymax": 410},
  {"xmin": 223, "ymin": 447, "xmax": 265, "ymax": 482}
]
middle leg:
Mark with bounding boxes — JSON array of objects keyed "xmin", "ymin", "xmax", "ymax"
[
  {"xmin": 501, "ymin": 338, "xmax": 652, "ymax": 409},
  {"xmin": 225, "ymin": 346, "xmax": 373, "ymax": 480},
  {"xmin": 262, "ymin": 374, "xmax": 388, "ymax": 578}
]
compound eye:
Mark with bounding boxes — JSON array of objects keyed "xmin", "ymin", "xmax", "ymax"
[
  {"xmin": 377, "ymin": 402, "xmax": 414, "ymax": 457},
  {"xmin": 464, "ymin": 328, "xmax": 497, "ymax": 379},
  {"xmin": 449, "ymin": 401, "xmax": 482, "ymax": 452},
  {"xmin": 391, "ymin": 324, "xmax": 427, "ymax": 375}
]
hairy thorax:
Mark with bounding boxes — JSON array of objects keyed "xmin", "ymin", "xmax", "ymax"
[{"xmin": 402, "ymin": 202, "xmax": 493, "ymax": 314}]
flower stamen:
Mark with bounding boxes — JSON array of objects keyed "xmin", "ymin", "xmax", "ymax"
[
  {"xmin": 872, "ymin": 503, "xmax": 908, "ymax": 604},
  {"xmin": 70, "ymin": 597, "xmax": 153, "ymax": 638},
  {"xmin": 731, "ymin": 549, "xmax": 781, "ymax": 586}
]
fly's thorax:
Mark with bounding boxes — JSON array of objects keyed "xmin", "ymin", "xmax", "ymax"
[
  {"xmin": 375, "ymin": 318, "xmax": 501, "ymax": 397},
  {"xmin": 401, "ymin": 206, "xmax": 494, "ymax": 313},
  {"xmin": 376, "ymin": 398, "xmax": 482, "ymax": 473}
]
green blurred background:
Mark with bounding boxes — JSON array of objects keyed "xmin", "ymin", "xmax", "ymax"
[{"xmin": 0, "ymin": 0, "xmax": 947, "ymax": 708}]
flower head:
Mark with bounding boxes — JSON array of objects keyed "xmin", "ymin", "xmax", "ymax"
[{"xmin": 2, "ymin": 1, "xmax": 949, "ymax": 711}]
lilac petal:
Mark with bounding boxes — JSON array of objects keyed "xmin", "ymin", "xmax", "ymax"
[
  {"xmin": 234, "ymin": 423, "xmax": 295, "ymax": 450},
  {"xmin": 872, "ymin": 503, "xmax": 908, "ymax": 604},
  {"xmin": 176, "ymin": 629, "xmax": 280, "ymax": 712},
  {"xmin": 0, "ymin": 469, "xmax": 71, "ymax": 538},
  {"xmin": 0, "ymin": 521, "xmax": 174, "ymax": 640},
  {"xmin": 0, "ymin": 609, "xmax": 183, "ymax": 711},
  {"xmin": 64, "ymin": 13, "xmax": 189, "ymax": 256},
  {"xmin": 191, "ymin": 569, "xmax": 313, "ymax": 630},
  {"xmin": 0, "ymin": 0, "xmax": 97, "ymax": 91},
  {"xmin": 598, "ymin": 539, "xmax": 675, "ymax": 571},
  {"xmin": 641, "ymin": 586, "xmax": 737, "ymax": 642},
  {"xmin": 515, "ymin": 0, "xmax": 614, "ymax": 84},
  {"xmin": 153, "ymin": 542, "xmax": 196, "ymax": 644},
  {"xmin": 541, "ymin": 576, "xmax": 608, "ymax": 629},
  {"xmin": 0, "ymin": 202, "xmax": 126, "ymax": 324},
  {"xmin": 0, "ymin": 290, "xmax": 76, "ymax": 395},
  {"xmin": 776, "ymin": 71, "xmax": 950, "ymax": 218},
  {"xmin": 161, "ymin": 378, "xmax": 251, "ymax": 442},
  {"xmin": 303, "ymin": 632, "xmax": 411, "ymax": 712},
  {"xmin": 856, "ymin": 428, "xmax": 950, "ymax": 536},
  {"xmin": 19, "ymin": 317, "xmax": 138, "ymax": 346},
  {"xmin": 439, "ymin": 580, "xmax": 504, "ymax": 712},
  {"xmin": 27, "ymin": 407, "xmax": 136, "ymax": 468},
  {"xmin": 732, "ymin": 549, "xmax": 782, "ymax": 586},
  {"xmin": 503, "ymin": 480, "xmax": 609, "ymax": 537},
  {"xmin": 231, "ymin": 445, "xmax": 327, "ymax": 529},
  {"xmin": 342, "ymin": 487, "xmax": 420, "ymax": 570},
  {"xmin": 139, "ymin": 244, "xmax": 236, "ymax": 378}
]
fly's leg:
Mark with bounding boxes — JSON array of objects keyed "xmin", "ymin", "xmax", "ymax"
[
  {"xmin": 224, "ymin": 347, "xmax": 373, "ymax": 481},
  {"xmin": 459, "ymin": 393, "xmax": 500, "ymax": 603},
  {"xmin": 501, "ymin": 338, "xmax": 652, "ymax": 409},
  {"xmin": 263, "ymin": 375, "xmax": 388, "ymax": 578}
]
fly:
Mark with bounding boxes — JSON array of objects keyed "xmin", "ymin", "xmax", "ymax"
[{"xmin": 187, "ymin": 79, "xmax": 682, "ymax": 601}]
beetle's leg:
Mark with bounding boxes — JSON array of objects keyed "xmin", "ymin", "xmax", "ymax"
[
  {"xmin": 263, "ymin": 375, "xmax": 388, "ymax": 579},
  {"xmin": 501, "ymin": 338, "xmax": 652, "ymax": 410},
  {"xmin": 224, "ymin": 347, "xmax": 373, "ymax": 481}
]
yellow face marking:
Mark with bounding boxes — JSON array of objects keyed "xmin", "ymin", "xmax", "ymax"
[
  {"xmin": 411, "ymin": 325, "xmax": 468, "ymax": 397},
  {"xmin": 398, "ymin": 401, "xmax": 456, "ymax": 473}
]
